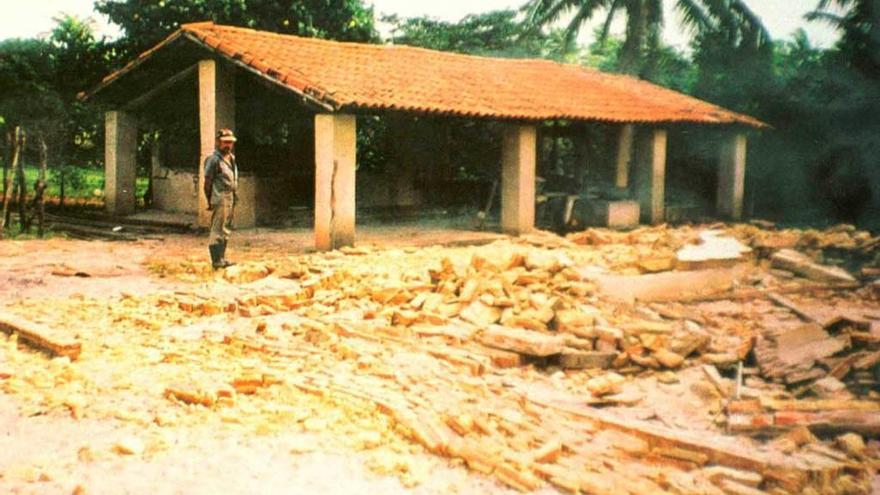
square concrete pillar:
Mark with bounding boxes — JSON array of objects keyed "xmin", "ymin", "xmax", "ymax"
[
  {"xmin": 501, "ymin": 125, "xmax": 537, "ymax": 235},
  {"xmin": 633, "ymin": 128, "xmax": 667, "ymax": 224},
  {"xmin": 198, "ymin": 59, "xmax": 235, "ymax": 227},
  {"xmin": 104, "ymin": 110, "xmax": 138, "ymax": 216},
  {"xmin": 615, "ymin": 124, "xmax": 634, "ymax": 188},
  {"xmin": 314, "ymin": 114, "xmax": 357, "ymax": 251},
  {"xmin": 717, "ymin": 132, "xmax": 747, "ymax": 220}
]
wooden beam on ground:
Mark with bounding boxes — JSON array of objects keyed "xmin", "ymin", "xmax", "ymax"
[{"xmin": 0, "ymin": 312, "xmax": 81, "ymax": 360}]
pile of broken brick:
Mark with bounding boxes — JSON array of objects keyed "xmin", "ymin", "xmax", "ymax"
[{"xmin": 4, "ymin": 221, "xmax": 878, "ymax": 494}]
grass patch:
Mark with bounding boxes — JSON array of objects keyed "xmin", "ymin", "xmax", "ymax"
[{"xmin": 15, "ymin": 166, "xmax": 149, "ymax": 199}]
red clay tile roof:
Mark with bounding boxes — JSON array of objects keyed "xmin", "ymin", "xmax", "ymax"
[{"xmin": 86, "ymin": 22, "xmax": 765, "ymax": 127}]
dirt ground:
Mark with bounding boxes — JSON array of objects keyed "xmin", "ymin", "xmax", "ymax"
[
  {"xmin": 0, "ymin": 227, "xmax": 513, "ymax": 495},
  {"xmin": 0, "ymin": 223, "xmax": 878, "ymax": 494}
]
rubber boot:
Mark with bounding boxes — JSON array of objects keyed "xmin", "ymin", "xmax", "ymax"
[
  {"xmin": 209, "ymin": 243, "xmax": 223, "ymax": 270},
  {"xmin": 218, "ymin": 240, "xmax": 234, "ymax": 268}
]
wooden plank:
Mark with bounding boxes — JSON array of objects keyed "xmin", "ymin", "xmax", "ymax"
[{"xmin": 0, "ymin": 312, "xmax": 81, "ymax": 360}]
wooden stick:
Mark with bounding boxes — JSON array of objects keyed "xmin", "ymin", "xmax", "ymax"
[{"xmin": 0, "ymin": 126, "xmax": 22, "ymax": 234}]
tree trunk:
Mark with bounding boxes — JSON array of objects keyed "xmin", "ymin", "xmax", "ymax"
[
  {"xmin": 59, "ymin": 173, "xmax": 65, "ymax": 210},
  {"xmin": 1, "ymin": 130, "xmax": 9, "ymax": 233},
  {"xmin": 15, "ymin": 129, "xmax": 28, "ymax": 233},
  {"xmin": 1, "ymin": 126, "xmax": 22, "ymax": 235},
  {"xmin": 36, "ymin": 136, "xmax": 47, "ymax": 237}
]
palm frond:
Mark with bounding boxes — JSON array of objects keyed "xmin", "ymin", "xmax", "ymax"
[
  {"xmin": 805, "ymin": 10, "xmax": 847, "ymax": 26},
  {"xmin": 563, "ymin": 6, "xmax": 594, "ymax": 49},
  {"xmin": 599, "ymin": 0, "xmax": 623, "ymax": 41},
  {"xmin": 727, "ymin": 0, "xmax": 772, "ymax": 48},
  {"xmin": 675, "ymin": 0, "xmax": 713, "ymax": 33}
]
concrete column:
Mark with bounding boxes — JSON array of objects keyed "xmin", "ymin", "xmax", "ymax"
[
  {"xmin": 104, "ymin": 110, "xmax": 138, "ymax": 216},
  {"xmin": 314, "ymin": 114, "xmax": 357, "ymax": 251},
  {"xmin": 717, "ymin": 132, "xmax": 747, "ymax": 220},
  {"xmin": 501, "ymin": 124, "xmax": 537, "ymax": 235},
  {"xmin": 633, "ymin": 127, "xmax": 667, "ymax": 224},
  {"xmin": 615, "ymin": 124, "xmax": 634, "ymax": 188},
  {"xmin": 198, "ymin": 59, "xmax": 235, "ymax": 227}
]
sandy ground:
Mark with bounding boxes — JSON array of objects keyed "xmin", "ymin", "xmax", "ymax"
[
  {"xmin": 0, "ymin": 225, "xmax": 522, "ymax": 495},
  {"xmin": 0, "ymin": 223, "xmax": 502, "ymax": 302},
  {"xmin": 0, "ymin": 393, "xmax": 519, "ymax": 495}
]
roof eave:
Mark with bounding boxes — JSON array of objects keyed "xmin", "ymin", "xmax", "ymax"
[
  {"xmin": 79, "ymin": 26, "xmax": 340, "ymax": 114},
  {"xmin": 79, "ymin": 30, "xmax": 186, "ymax": 102}
]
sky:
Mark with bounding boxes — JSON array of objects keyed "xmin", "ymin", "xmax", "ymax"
[{"xmin": 0, "ymin": 0, "xmax": 841, "ymax": 49}]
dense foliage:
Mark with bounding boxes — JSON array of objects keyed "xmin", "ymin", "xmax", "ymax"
[
  {"xmin": 0, "ymin": 0, "xmax": 877, "ymax": 229},
  {"xmin": 95, "ymin": 0, "xmax": 377, "ymax": 57}
]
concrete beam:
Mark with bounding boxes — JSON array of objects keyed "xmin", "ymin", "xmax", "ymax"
[
  {"xmin": 717, "ymin": 132, "xmax": 747, "ymax": 220},
  {"xmin": 501, "ymin": 125, "xmax": 537, "ymax": 235},
  {"xmin": 615, "ymin": 124, "xmax": 634, "ymax": 188},
  {"xmin": 198, "ymin": 59, "xmax": 235, "ymax": 227},
  {"xmin": 104, "ymin": 110, "xmax": 138, "ymax": 216},
  {"xmin": 633, "ymin": 128, "xmax": 667, "ymax": 224},
  {"xmin": 314, "ymin": 114, "xmax": 357, "ymax": 251}
]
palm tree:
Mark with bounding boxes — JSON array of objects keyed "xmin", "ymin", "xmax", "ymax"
[
  {"xmin": 523, "ymin": 0, "xmax": 770, "ymax": 75},
  {"xmin": 806, "ymin": 0, "xmax": 879, "ymax": 78}
]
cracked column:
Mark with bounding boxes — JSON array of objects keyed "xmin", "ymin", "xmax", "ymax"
[
  {"xmin": 501, "ymin": 124, "xmax": 537, "ymax": 235},
  {"xmin": 314, "ymin": 113, "xmax": 356, "ymax": 251},
  {"xmin": 198, "ymin": 59, "xmax": 235, "ymax": 228},
  {"xmin": 633, "ymin": 127, "xmax": 667, "ymax": 224},
  {"xmin": 104, "ymin": 110, "xmax": 138, "ymax": 216},
  {"xmin": 717, "ymin": 132, "xmax": 747, "ymax": 220}
]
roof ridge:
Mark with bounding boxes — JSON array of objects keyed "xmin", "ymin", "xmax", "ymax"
[{"xmin": 184, "ymin": 21, "xmax": 611, "ymax": 73}]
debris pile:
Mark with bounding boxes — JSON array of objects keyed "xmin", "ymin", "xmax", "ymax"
[{"xmin": 1, "ymin": 222, "xmax": 878, "ymax": 494}]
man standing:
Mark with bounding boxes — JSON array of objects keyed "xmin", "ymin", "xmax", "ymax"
[{"xmin": 204, "ymin": 128, "xmax": 238, "ymax": 270}]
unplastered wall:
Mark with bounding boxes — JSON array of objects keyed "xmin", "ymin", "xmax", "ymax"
[
  {"xmin": 151, "ymin": 168, "xmax": 273, "ymax": 228},
  {"xmin": 152, "ymin": 169, "xmax": 198, "ymax": 214}
]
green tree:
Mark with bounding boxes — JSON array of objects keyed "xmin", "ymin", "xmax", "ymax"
[
  {"xmin": 95, "ymin": 0, "xmax": 378, "ymax": 58},
  {"xmin": 585, "ymin": 29, "xmax": 696, "ymax": 91},
  {"xmin": 0, "ymin": 37, "xmax": 64, "ymax": 231},
  {"xmin": 383, "ymin": 9, "xmax": 575, "ymax": 60},
  {"xmin": 0, "ymin": 15, "xmax": 109, "ymax": 218},
  {"xmin": 50, "ymin": 15, "xmax": 110, "ymax": 168},
  {"xmin": 807, "ymin": 0, "xmax": 880, "ymax": 78},
  {"xmin": 523, "ymin": 0, "xmax": 769, "ymax": 76}
]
